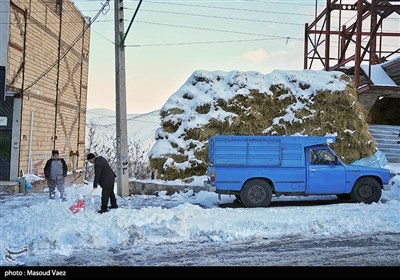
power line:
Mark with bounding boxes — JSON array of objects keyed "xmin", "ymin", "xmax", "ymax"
[
  {"xmin": 91, "ymin": 28, "xmax": 115, "ymax": 44},
  {"xmin": 145, "ymin": 0, "xmax": 314, "ymax": 16},
  {"xmin": 126, "ymin": 37, "xmax": 283, "ymax": 47},
  {"xmin": 135, "ymin": 20, "xmax": 303, "ymax": 40},
  {"xmin": 243, "ymin": 0, "xmax": 320, "ymax": 6},
  {"xmin": 7, "ymin": 0, "xmax": 397, "ymax": 51},
  {"xmin": 135, "ymin": 8, "xmax": 304, "ymax": 26},
  {"xmin": 87, "ymin": 111, "xmax": 159, "ymax": 124},
  {"xmin": 91, "ymin": 20, "xmax": 398, "ymax": 48}
]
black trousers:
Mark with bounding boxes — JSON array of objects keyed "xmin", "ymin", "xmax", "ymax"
[{"xmin": 101, "ymin": 187, "xmax": 117, "ymax": 210}]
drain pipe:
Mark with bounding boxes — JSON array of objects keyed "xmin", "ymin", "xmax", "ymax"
[{"xmin": 27, "ymin": 111, "xmax": 34, "ymax": 174}]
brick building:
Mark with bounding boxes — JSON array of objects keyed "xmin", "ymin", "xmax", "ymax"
[{"xmin": 0, "ymin": 0, "xmax": 90, "ymax": 183}]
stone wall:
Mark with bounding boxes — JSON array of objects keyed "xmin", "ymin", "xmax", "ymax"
[
  {"xmin": 3, "ymin": 177, "xmax": 206, "ymax": 196},
  {"xmin": 129, "ymin": 180, "xmax": 206, "ymax": 196}
]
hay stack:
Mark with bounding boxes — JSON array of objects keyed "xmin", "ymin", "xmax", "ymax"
[{"xmin": 149, "ymin": 69, "xmax": 375, "ymax": 180}]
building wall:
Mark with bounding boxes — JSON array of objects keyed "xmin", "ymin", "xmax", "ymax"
[{"xmin": 7, "ymin": 0, "xmax": 90, "ymax": 177}]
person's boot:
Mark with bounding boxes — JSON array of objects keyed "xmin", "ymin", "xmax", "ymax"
[
  {"xmin": 109, "ymin": 204, "xmax": 118, "ymax": 209},
  {"xmin": 97, "ymin": 207, "xmax": 108, "ymax": 214}
]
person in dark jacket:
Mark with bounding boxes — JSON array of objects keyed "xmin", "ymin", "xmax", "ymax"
[
  {"xmin": 44, "ymin": 150, "xmax": 68, "ymax": 201},
  {"xmin": 87, "ymin": 153, "xmax": 118, "ymax": 213}
]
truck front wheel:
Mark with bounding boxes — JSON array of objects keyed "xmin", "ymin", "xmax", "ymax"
[
  {"xmin": 350, "ymin": 178, "xmax": 382, "ymax": 204},
  {"xmin": 240, "ymin": 179, "xmax": 272, "ymax": 208}
]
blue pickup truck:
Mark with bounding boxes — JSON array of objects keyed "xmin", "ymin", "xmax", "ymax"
[{"xmin": 204, "ymin": 135, "xmax": 392, "ymax": 207}]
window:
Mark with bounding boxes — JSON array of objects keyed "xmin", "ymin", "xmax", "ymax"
[{"xmin": 310, "ymin": 148, "xmax": 336, "ymax": 165}]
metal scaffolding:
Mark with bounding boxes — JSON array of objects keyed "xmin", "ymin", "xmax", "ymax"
[{"xmin": 304, "ymin": 0, "xmax": 400, "ymax": 88}]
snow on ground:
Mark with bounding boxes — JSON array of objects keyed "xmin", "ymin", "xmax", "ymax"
[{"xmin": 1, "ymin": 164, "xmax": 399, "ymax": 266}]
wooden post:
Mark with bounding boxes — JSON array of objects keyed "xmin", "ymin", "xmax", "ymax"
[{"xmin": 19, "ymin": 176, "xmax": 26, "ymax": 194}]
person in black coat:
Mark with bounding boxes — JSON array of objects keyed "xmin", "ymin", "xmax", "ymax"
[
  {"xmin": 44, "ymin": 150, "xmax": 68, "ymax": 201},
  {"xmin": 87, "ymin": 153, "xmax": 118, "ymax": 213}
]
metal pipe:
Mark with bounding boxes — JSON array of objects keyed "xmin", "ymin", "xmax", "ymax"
[{"xmin": 27, "ymin": 111, "xmax": 34, "ymax": 174}]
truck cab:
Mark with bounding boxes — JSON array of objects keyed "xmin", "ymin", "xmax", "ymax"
[{"xmin": 205, "ymin": 135, "xmax": 392, "ymax": 207}]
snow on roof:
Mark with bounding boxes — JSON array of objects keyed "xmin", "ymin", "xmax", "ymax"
[{"xmin": 360, "ymin": 64, "xmax": 396, "ymax": 86}]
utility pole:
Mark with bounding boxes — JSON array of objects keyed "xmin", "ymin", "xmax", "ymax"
[{"xmin": 114, "ymin": 0, "xmax": 129, "ymax": 196}]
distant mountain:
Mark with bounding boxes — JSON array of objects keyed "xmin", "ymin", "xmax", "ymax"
[{"xmin": 86, "ymin": 108, "xmax": 161, "ymax": 153}]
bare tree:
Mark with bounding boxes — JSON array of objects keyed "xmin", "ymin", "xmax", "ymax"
[
  {"xmin": 85, "ymin": 121, "xmax": 99, "ymax": 181},
  {"xmin": 85, "ymin": 122, "xmax": 152, "ymax": 182},
  {"xmin": 128, "ymin": 141, "xmax": 152, "ymax": 180}
]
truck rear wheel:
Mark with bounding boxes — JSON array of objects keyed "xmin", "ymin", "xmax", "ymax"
[
  {"xmin": 240, "ymin": 179, "xmax": 272, "ymax": 208},
  {"xmin": 350, "ymin": 178, "xmax": 382, "ymax": 204}
]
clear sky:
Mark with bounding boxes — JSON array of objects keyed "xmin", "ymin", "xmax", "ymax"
[{"xmin": 72, "ymin": 0, "xmax": 326, "ymax": 114}]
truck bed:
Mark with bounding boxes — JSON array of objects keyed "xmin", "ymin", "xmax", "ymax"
[{"xmin": 208, "ymin": 135, "xmax": 335, "ymax": 167}]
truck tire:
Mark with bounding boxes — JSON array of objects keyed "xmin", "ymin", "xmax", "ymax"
[
  {"xmin": 240, "ymin": 179, "xmax": 272, "ymax": 208},
  {"xmin": 350, "ymin": 178, "xmax": 382, "ymax": 204}
]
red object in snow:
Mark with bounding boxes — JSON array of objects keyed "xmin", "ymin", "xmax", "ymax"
[{"xmin": 69, "ymin": 199, "xmax": 86, "ymax": 214}]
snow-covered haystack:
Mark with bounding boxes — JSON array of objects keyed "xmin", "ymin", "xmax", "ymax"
[{"xmin": 149, "ymin": 69, "xmax": 375, "ymax": 180}]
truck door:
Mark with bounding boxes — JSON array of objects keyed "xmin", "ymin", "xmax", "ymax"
[{"xmin": 306, "ymin": 146, "xmax": 346, "ymax": 194}]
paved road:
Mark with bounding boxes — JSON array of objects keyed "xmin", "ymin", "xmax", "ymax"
[{"xmin": 19, "ymin": 232, "xmax": 399, "ymax": 267}]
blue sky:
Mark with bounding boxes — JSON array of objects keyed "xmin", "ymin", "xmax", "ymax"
[{"xmin": 73, "ymin": 0, "xmax": 322, "ymax": 113}]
